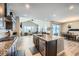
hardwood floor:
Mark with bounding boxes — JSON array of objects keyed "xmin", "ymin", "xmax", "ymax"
[
  {"xmin": 17, "ymin": 36, "xmax": 41, "ymax": 56},
  {"xmin": 17, "ymin": 35, "xmax": 79, "ymax": 56},
  {"xmin": 63, "ymin": 40, "xmax": 79, "ymax": 56}
]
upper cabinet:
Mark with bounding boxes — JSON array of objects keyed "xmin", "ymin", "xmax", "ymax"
[{"xmin": 0, "ymin": 3, "xmax": 5, "ymax": 17}]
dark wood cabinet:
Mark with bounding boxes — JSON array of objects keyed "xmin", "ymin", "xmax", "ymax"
[
  {"xmin": 33, "ymin": 35, "xmax": 39, "ymax": 50},
  {"xmin": 46, "ymin": 40, "xmax": 57, "ymax": 56},
  {"xmin": 39, "ymin": 39, "xmax": 46, "ymax": 56},
  {"xmin": 33, "ymin": 35, "xmax": 57, "ymax": 56},
  {"xmin": 5, "ymin": 21, "xmax": 12, "ymax": 29},
  {"xmin": 39, "ymin": 38, "xmax": 57, "ymax": 56}
]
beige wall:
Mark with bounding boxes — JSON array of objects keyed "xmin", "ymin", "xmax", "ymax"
[
  {"xmin": 0, "ymin": 3, "xmax": 5, "ymax": 17},
  {"xmin": 61, "ymin": 21, "xmax": 79, "ymax": 33}
]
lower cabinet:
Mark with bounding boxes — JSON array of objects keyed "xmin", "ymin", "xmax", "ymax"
[
  {"xmin": 33, "ymin": 35, "xmax": 57, "ymax": 56},
  {"xmin": 46, "ymin": 40, "xmax": 57, "ymax": 56},
  {"xmin": 7, "ymin": 37, "xmax": 17, "ymax": 56},
  {"xmin": 7, "ymin": 46, "xmax": 12, "ymax": 56},
  {"xmin": 39, "ymin": 39, "xmax": 46, "ymax": 56},
  {"xmin": 33, "ymin": 35, "xmax": 39, "ymax": 50},
  {"xmin": 7, "ymin": 44, "xmax": 16, "ymax": 56}
]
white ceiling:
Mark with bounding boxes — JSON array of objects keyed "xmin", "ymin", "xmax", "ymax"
[{"xmin": 7, "ymin": 3, "xmax": 79, "ymax": 23}]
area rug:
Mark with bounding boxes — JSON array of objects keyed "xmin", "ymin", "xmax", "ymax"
[{"xmin": 29, "ymin": 46, "xmax": 39, "ymax": 55}]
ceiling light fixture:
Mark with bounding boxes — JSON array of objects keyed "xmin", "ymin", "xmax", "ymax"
[
  {"xmin": 25, "ymin": 4, "xmax": 30, "ymax": 9},
  {"xmin": 69, "ymin": 5, "xmax": 74, "ymax": 10}
]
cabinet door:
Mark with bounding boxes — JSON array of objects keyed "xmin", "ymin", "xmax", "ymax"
[
  {"xmin": 36, "ymin": 37, "xmax": 39, "ymax": 50},
  {"xmin": 11, "ymin": 45, "xmax": 14, "ymax": 56},
  {"xmin": 33, "ymin": 35, "xmax": 39, "ymax": 49},
  {"xmin": 39, "ymin": 39, "xmax": 46, "ymax": 56},
  {"xmin": 47, "ymin": 40, "xmax": 57, "ymax": 56},
  {"xmin": 33, "ymin": 35, "xmax": 37, "ymax": 44},
  {"xmin": 7, "ymin": 47, "xmax": 12, "ymax": 56}
]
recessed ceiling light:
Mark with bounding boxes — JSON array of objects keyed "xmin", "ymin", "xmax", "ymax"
[
  {"xmin": 53, "ymin": 14, "xmax": 56, "ymax": 17},
  {"xmin": 69, "ymin": 5, "xmax": 74, "ymax": 10},
  {"xmin": 24, "ymin": 14, "xmax": 27, "ymax": 17},
  {"xmin": 25, "ymin": 4, "xmax": 30, "ymax": 9}
]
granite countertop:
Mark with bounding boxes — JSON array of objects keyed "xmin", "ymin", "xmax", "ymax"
[
  {"xmin": 0, "ymin": 36, "xmax": 16, "ymax": 56},
  {"xmin": 34, "ymin": 34, "xmax": 64, "ymax": 41}
]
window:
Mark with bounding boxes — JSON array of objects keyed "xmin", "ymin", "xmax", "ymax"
[
  {"xmin": 27, "ymin": 26, "xmax": 31, "ymax": 32},
  {"xmin": 24, "ymin": 26, "xmax": 27, "ymax": 32},
  {"xmin": 38, "ymin": 26, "xmax": 41, "ymax": 32},
  {"xmin": 52, "ymin": 24, "xmax": 60, "ymax": 36},
  {"xmin": 23, "ymin": 26, "xmax": 37, "ymax": 33},
  {"xmin": 38, "ymin": 26, "xmax": 47, "ymax": 32},
  {"xmin": 43, "ymin": 27, "xmax": 47, "ymax": 32},
  {"xmin": 0, "ymin": 18, "xmax": 4, "ymax": 28}
]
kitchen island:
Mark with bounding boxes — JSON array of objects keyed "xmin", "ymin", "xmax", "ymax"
[{"xmin": 33, "ymin": 34, "xmax": 64, "ymax": 56}]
